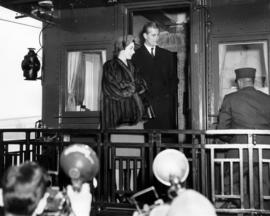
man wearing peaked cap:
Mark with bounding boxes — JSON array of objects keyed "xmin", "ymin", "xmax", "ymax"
[
  {"xmin": 217, "ymin": 67, "xmax": 270, "ymax": 208},
  {"xmin": 217, "ymin": 67, "xmax": 270, "ymax": 139},
  {"xmin": 235, "ymin": 67, "xmax": 256, "ymax": 79}
]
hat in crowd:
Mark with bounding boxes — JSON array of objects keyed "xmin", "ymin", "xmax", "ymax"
[{"xmin": 235, "ymin": 67, "xmax": 256, "ymax": 79}]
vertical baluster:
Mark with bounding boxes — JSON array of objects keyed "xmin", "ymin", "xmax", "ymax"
[
  {"xmin": 258, "ymin": 147, "xmax": 263, "ymax": 210},
  {"xmin": 119, "ymin": 158, "xmax": 123, "ymax": 192},
  {"xmin": 248, "ymin": 145, "xmax": 254, "ymax": 209},
  {"xmin": 211, "ymin": 148, "xmax": 215, "ymax": 203},
  {"xmin": 126, "ymin": 159, "xmax": 130, "ymax": 191},
  {"xmin": 239, "ymin": 147, "xmax": 244, "ymax": 208},
  {"xmin": 221, "ymin": 160, "xmax": 224, "ymax": 195},
  {"xmin": 230, "ymin": 161, "xmax": 233, "ymax": 195},
  {"xmin": 0, "ymin": 131, "xmax": 4, "ymax": 179},
  {"xmin": 201, "ymin": 133, "xmax": 207, "ymax": 195},
  {"xmin": 25, "ymin": 131, "xmax": 30, "ymax": 161}
]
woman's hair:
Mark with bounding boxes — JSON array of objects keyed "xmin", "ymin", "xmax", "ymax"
[
  {"xmin": 113, "ymin": 35, "xmax": 137, "ymax": 57},
  {"xmin": 2, "ymin": 161, "xmax": 51, "ymax": 216}
]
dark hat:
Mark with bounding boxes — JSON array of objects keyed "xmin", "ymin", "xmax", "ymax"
[{"xmin": 235, "ymin": 67, "xmax": 256, "ymax": 79}]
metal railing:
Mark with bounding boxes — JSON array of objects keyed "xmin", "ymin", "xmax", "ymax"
[
  {"xmin": 206, "ymin": 129, "xmax": 270, "ymax": 215},
  {"xmin": 0, "ymin": 128, "xmax": 269, "ymax": 215}
]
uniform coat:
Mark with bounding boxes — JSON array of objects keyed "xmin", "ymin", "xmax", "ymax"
[
  {"xmin": 217, "ymin": 86, "xmax": 270, "ymax": 208},
  {"xmin": 217, "ymin": 86, "xmax": 270, "ymax": 143},
  {"xmin": 132, "ymin": 45, "xmax": 177, "ymax": 129}
]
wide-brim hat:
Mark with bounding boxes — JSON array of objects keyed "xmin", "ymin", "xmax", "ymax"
[{"xmin": 235, "ymin": 67, "xmax": 256, "ymax": 79}]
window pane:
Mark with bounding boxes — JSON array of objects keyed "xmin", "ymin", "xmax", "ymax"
[
  {"xmin": 65, "ymin": 50, "xmax": 106, "ymax": 112},
  {"xmin": 218, "ymin": 41, "xmax": 268, "ymax": 106}
]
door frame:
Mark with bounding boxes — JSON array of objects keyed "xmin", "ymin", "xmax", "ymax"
[
  {"xmin": 121, "ymin": 0, "xmax": 207, "ymax": 130},
  {"xmin": 208, "ymin": 34, "xmax": 270, "ymax": 129}
]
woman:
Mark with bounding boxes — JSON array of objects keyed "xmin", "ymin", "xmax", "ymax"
[
  {"xmin": 102, "ymin": 35, "xmax": 146, "ymax": 129},
  {"xmin": 102, "ymin": 36, "xmax": 150, "ymax": 192}
]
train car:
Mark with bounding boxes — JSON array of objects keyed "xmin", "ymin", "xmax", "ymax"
[
  {"xmin": 1, "ymin": 0, "xmax": 269, "ymax": 131},
  {"xmin": 1, "ymin": 0, "xmax": 270, "ymax": 215}
]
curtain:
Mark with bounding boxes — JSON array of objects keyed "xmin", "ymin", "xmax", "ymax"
[
  {"xmin": 74, "ymin": 53, "xmax": 86, "ymax": 107},
  {"xmin": 159, "ymin": 25, "xmax": 187, "ymax": 141},
  {"xmin": 66, "ymin": 52, "xmax": 82, "ymax": 111},
  {"xmin": 219, "ymin": 42, "xmax": 269, "ymax": 100},
  {"xmin": 84, "ymin": 53, "xmax": 102, "ymax": 111}
]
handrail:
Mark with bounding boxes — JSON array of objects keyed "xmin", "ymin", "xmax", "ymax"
[
  {"xmin": 206, "ymin": 129, "xmax": 270, "ymax": 135},
  {"xmin": 0, "ymin": 128, "xmax": 269, "ymax": 215}
]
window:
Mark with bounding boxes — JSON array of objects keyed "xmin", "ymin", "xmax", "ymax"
[
  {"xmin": 65, "ymin": 50, "xmax": 106, "ymax": 112},
  {"xmin": 218, "ymin": 40, "xmax": 268, "ymax": 106}
]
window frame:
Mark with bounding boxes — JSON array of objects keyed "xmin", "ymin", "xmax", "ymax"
[
  {"xmin": 59, "ymin": 41, "xmax": 111, "ymax": 128},
  {"xmin": 208, "ymin": 34, "xmax": 270, "ymax": 129}
]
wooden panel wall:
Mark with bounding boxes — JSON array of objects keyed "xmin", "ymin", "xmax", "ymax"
[
  {"xmin": 207, "ymin": 0, "xmax": 270, "ymax": 129},
  {"xmin": 41, "ymin": 0, "xmax": 207, "ymax": 130},
  {"xmin": 42, "ymin": 6, "xmax": 121, "ymax": 127},
  {"xmin": 210, "ymin": 0, "xmax": 270, "ymax": 36}
]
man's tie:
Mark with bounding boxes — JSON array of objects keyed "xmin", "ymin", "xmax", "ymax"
[{"xmin": 151, "ymin": 48, "xmax": 154, "ymax": 57}]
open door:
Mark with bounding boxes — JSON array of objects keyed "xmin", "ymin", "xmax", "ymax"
[{"xmin": 128, "ymin": 5, "xmax": 191, "ymax": 132}]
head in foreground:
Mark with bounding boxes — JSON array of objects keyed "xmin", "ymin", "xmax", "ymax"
[{"xmin": 2, "ymin": 161, "xmax": 50, "ymax": 216}]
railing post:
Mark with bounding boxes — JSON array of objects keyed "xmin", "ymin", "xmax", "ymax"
[
  {"xmin": 258, "ymin": 148, "xmax": 263, "ymax": 210},
  {"xmin": 25, "ymin": 131, "xmax": 31, "ymax": 161},
  {"xmin": 200, "ymin": 133, "xmax": 207, "ymax": 196},
  {"xmin": 0, "ymin": 131, "xmax": 4, "ymax": 179},
  {"xmin": 148, "ymin": 131, "xmax": 155, "ymax": 184},
  {"xmin": 248, "ymin": 133, "xmax": 254, "ymax": 209},
  {"xmin": 191, "ymin": 134, "xmax": 200, "ymax": 191},
  {"xmin": 96, "ymin": 132, "xmax": 102, "ymax": 202},
  {"xmin": 103, "ymin": 131, "xmax": 110, "ymax": 203}
]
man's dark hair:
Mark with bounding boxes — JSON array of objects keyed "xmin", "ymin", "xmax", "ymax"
[
  {"xmin": 141, "ymin": 21, "xmax": 160, "ymax": 34},
  {"xmin": 139, "ymin": 22, "xmax": 160, "ymax": 44},
  {"xmin": 2, "ymin": 161, "xmax": 50, "ymax": 216}
]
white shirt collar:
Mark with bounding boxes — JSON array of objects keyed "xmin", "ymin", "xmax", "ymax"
[{"xmin": 144, "ymin": 43, "xmax": 156, "ymax": 55}]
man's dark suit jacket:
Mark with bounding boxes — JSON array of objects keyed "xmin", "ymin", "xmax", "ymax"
[
  {"xmin": 217, "ymin": 86, "xmax": 270, "ymax": 144},
  {"xmin": 132, "ymin": 45, "xmax": 177, "ymax": 129}
]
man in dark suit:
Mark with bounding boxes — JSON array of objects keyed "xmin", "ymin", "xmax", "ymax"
[
  {"xmin": 132, "ymin": 22, "xmax": 178, "ymax": 196},
  {"xmin": 217, "ymin": 67, "xmax": 270, "ymax": 209},
  {"xmin": 132, "ymin": 22, "xmax": 177, "ymax": 130}
]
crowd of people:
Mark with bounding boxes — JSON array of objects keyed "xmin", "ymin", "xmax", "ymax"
[{"xmin": 0, "ymin": 151, "xmax": 216, "ymax": 216}]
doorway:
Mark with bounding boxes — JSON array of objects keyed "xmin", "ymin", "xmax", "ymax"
[{"xmin": 128, "ymin": 6, "xmax": 191, "ymax": 134}]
